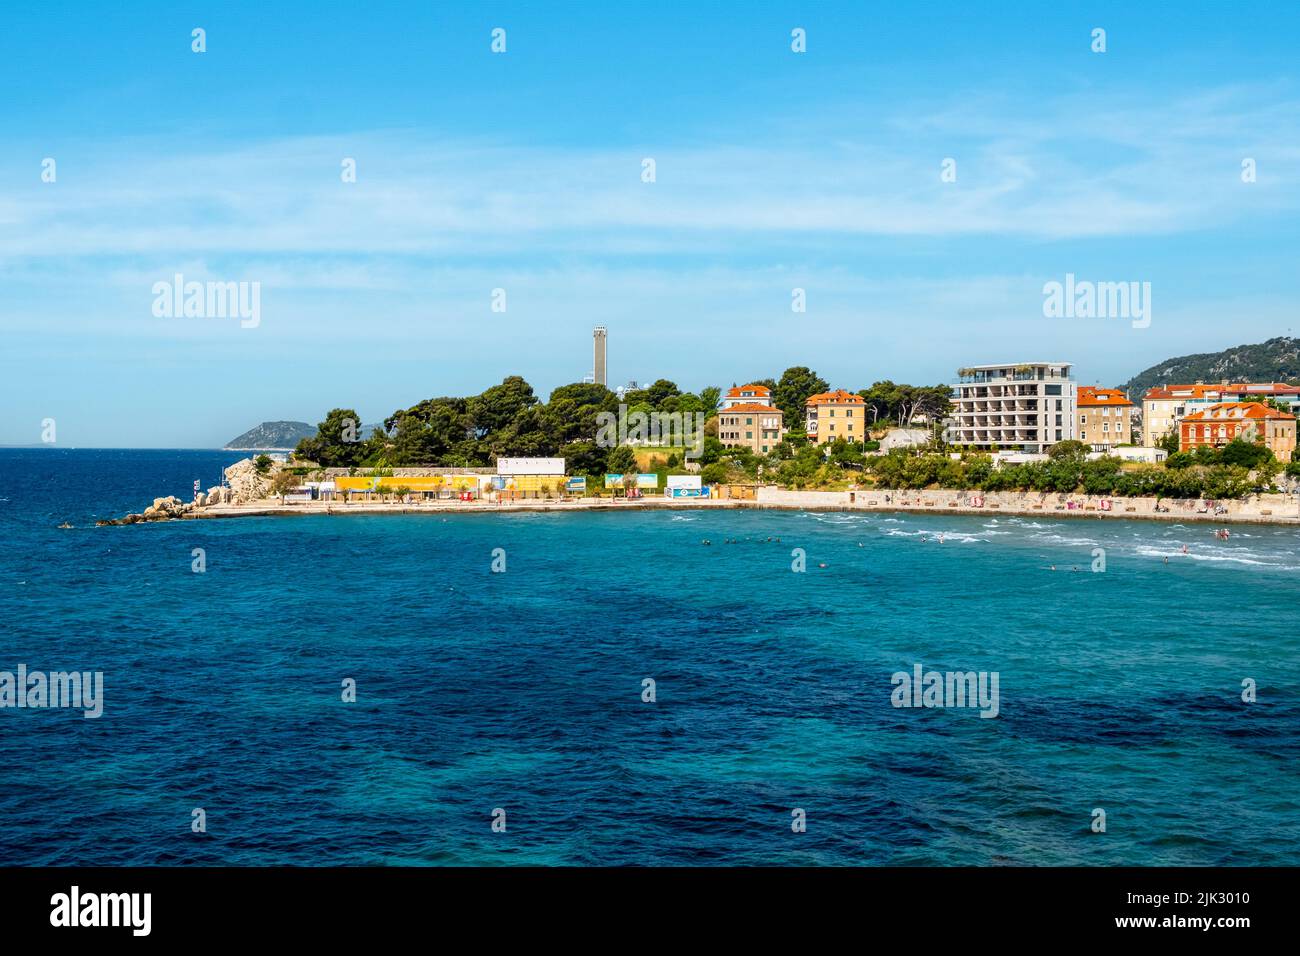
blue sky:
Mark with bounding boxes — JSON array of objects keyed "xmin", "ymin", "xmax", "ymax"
[{"xmin": 3, "ymin": 1, "xmax": 1299, "ymax": 446}]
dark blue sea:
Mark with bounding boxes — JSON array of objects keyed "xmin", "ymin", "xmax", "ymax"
[{"xmin": 1, "ymin": 448, "xmax": 1298, "ymax": 865}]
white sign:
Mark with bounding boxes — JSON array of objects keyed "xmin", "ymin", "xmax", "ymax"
[
  {"xmin": 496, "ymin": 457, "xmax": 565, "ymax": 475},
  {"xmin": 666, "ymin": 475, "xmax": 701, "ymax": 490}
]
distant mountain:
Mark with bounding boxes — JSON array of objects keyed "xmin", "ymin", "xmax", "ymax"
[
  {"xmin": 1123, "ymin": 336, "xmax": 1300, "ymax": 398},
  {"xmin": 224, "ymin": 421, "xmax": 317, "ymax": 450},
  {"xmin": 223, "ymin": 420, "xmax": 389, "ymax": 450}
]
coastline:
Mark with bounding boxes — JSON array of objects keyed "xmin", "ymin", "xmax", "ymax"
[{"xmin": 151, "ymin": 490, "xmax": 1300, "ymax": 527}]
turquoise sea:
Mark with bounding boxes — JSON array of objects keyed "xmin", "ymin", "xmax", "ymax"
[{"xmin": 1, "ymin": 449, "xmax": 1298, "ymax": 865}]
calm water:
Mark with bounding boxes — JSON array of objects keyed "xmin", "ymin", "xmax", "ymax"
[{"xmin": 1, "ymin": 448, "xmax": 1298, "ymax": 865}]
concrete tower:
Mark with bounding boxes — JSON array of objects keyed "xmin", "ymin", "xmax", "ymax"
[{"xmin": 593, "ymin": 326, "xmax": 607, "ymax": 386}]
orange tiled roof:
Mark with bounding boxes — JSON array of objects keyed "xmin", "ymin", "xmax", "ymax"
[
  {"xmin": 1143, "ymin": 384, "xmax": 1225, "ymax": 401},
  {"xmin": 1078, "ymin": 386, "xmax": 1132, "ymax": 407},
  {"xmin": 1147, "ymin": 382, "xmax": 1300, "ymax": 401},
  {"xmin": 1223, "ymin": 382, "xmax": 1300, "ymax": 396},
  {"xmin": 806, "ymin": 389, "xmax": 864, "ymax": 406},
  {"xmin": 1181, "ymin": 401, "xmax": 1295, "ymax": 423},
  {"xmin": 721, "ymin": 403, "xmax": 783, "ymax": 415},
  {"xmin": 725, "ymin": 383, "xmax": 771, "ymax": 398}
]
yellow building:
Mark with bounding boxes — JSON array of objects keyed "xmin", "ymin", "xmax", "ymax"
[{"xmin": 805, "ymin": 390, "xmax": 866, "ymax": 445}]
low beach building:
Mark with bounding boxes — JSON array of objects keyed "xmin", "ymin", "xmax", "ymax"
[
  {"xmin": 1179, "ymin": 402, "xmax": 1297, "ymax": 460},
  {"xmin": 951, "ymin": 363, "xmax": 1076, "ymax": 453},
  {"xmin": 719, "ymin": 403, "xmax": 784, "ymax": 455},
  {"xmin": 805, "ymin": 390, "xmax": 866, "ymax": 445},
  {"xmin": 495, "ymin": 457, "xmax": 567, "ymax": 499},
  {"xmin": 1077, "ymin": 386, "xmax": 1134, "ymax": 450}
]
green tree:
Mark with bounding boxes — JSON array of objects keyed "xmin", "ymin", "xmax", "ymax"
[
  {"xmin": 698, "ymin": 386, "xmax": 722, "ymax": 415},
  {"xmin": 1047, "ymin": 439, "xmax": 1088, "ymax": 460},
  {"xmin": 700, "ymin": 462, "xmax": 729, "ymax": 485},
  {"xmin": 773, "ymin": 366, "xmax": 830, "ymax": 422},
  {"xmin": 1157, "ymin": 430, "xmax": 1181, "ymax": 455},
  {"xmin": 295, "ymin": 408, "xmax": 370, "ymax": 467},
  {"xmin": 607, "ymin": 445, "xmax": 637, "ymax": 474}
]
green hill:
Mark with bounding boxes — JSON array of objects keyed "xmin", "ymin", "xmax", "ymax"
[{"xmin": 1123, "ymin": 336, "xmax": 1300, "ymax": 398}]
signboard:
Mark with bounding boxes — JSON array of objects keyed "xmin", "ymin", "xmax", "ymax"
[
  {"xmin": 496, "ymin": 458, "xmax": 565, "ymax": 476},
  {"xmin": 667, "ymin": 486, "xmax": 710, "ymax": 498},
  {"xmin": 335, "ymin": 476, "xmax": 380, "ymax": 492},
  {"xmin": 335, "ymin": 475, "xmax": 482, "ymax": 494},
  {"xmin": 566, "ymin": 477, "xmax": 587, "ymax": 493},
  {"xmin": 606, "ymin": 473, "xmax": 658, "ymax": 490},
  {"xmin": 666, "ymin": 475, "xmax": 701, "ymax": 491}
]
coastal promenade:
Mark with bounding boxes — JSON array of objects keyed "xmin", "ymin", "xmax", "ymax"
[{"xmin": 181, "ymin": 486, "xmax": 1300, "ymax": 526}]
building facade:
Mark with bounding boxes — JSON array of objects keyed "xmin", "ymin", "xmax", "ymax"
[
  {"xmin": 722, "ymin": 383, "xmax": 773, "ymax": 409},
  {"xmin": 1179, "ymin": 402, "xmax": 1296, "ymax": 460},
  {"xmin": 1077, "ymin": 386, "xmax": 1134, "ymax": 450},
  {"xmin": 718, "ymin": 403, "xmax": 784, "ymax": 455},
  {"xmin": 1142, "ymin": 382, "xmax": 1300, "ymax": 447},
  {"xmin": 1142, "ymin": 384, "xmax": 1225, "ymax": 447},
  {"xmin": 950, "ymin": 363, "xmax": 1076, "ymax": 453},
  {"xmin": 805, "ymin": 389, "xmax": 866, "ymax": 445}
]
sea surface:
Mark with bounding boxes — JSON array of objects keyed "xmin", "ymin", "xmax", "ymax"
[{"xmin": 1, "ymin": 448, "xmax": 1298, "ymax": 865}]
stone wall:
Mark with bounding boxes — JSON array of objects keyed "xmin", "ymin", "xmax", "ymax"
[{"xmin": 754, "ymin": 485, "xmax": 1300, "ymax": 522}]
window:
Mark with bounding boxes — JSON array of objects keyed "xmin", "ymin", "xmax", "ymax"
[
  {"xmin": 1080, "ymin": 414, "xmax": 1086, "ymax": 425},
  {"xmin": 1103, "ymin": 423, "xmax": 1109, "ymax": 433},
  {"xmin": 746, "ymin": 431, "xmax": 753, "ymax": 439},
  {"xmin": 745, "ymin": 417, "xmax": 752, "ymax": 425},
  {"xmin": 1081, "ymin": 430, "xmax": 1087, "ymax": 440}
]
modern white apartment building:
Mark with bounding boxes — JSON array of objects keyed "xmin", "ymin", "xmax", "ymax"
[{"xmin": 950, "ymin": 363, "xmax": 1076, "ymax": 452}]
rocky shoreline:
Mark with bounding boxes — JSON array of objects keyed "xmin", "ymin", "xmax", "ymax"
[{"xmin": 95, "ymin": 456, "xmax": 272, "ymax": 526}]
